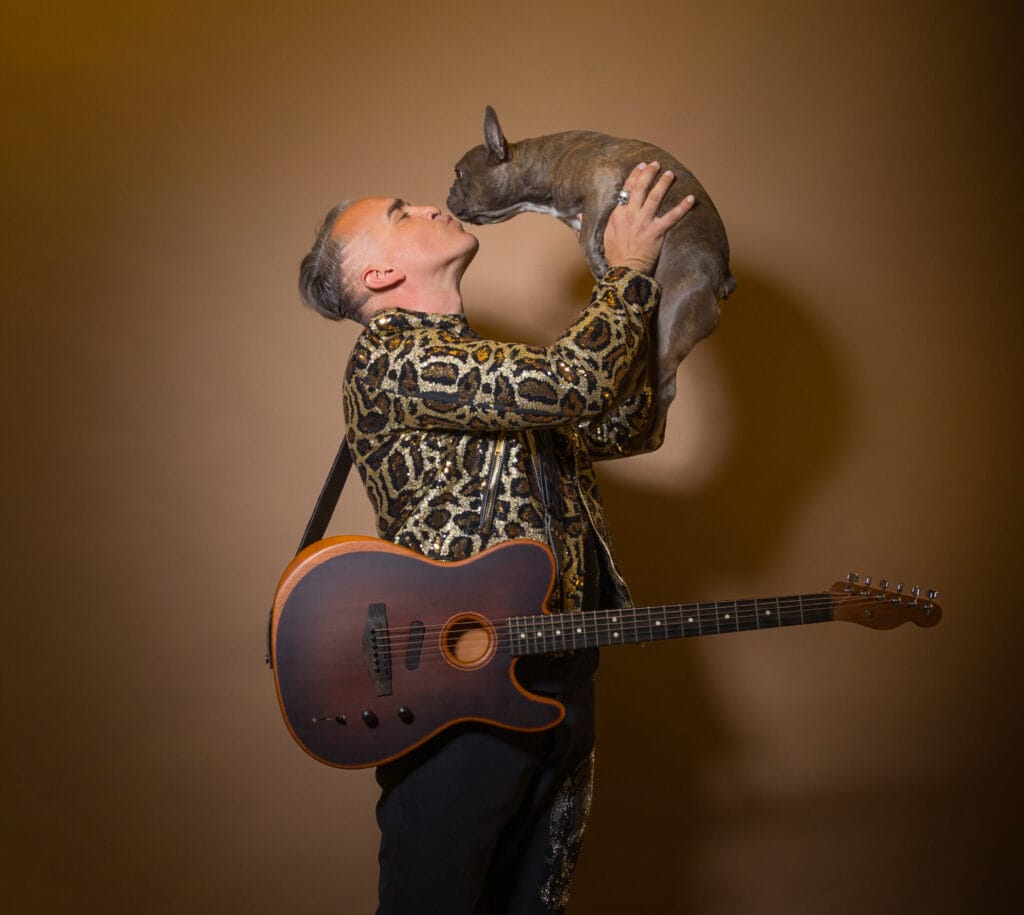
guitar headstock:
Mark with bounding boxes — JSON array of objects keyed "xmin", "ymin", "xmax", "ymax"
[{"xmin": 829, "ymin": 574, "xmax": 942, "ymax": 629}]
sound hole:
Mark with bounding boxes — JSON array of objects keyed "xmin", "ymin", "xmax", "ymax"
[{"xmin": 442, "ymin": 614, "xmax": 496, "ymax": 669}]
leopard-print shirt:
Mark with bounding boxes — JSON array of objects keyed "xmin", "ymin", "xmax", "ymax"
[{"xmin": 342, "ymin": 267, "xmax": 660, "ymax": 611}]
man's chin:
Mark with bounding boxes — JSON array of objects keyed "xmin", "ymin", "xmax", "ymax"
[{"xmin": 457, "ymin": 235, "xmax": 480, "ymax": 273}]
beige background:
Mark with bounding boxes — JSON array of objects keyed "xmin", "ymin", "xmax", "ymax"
[{"xmin": 3, "ymin": 1, "xmax": 1020, "ymax": 912}]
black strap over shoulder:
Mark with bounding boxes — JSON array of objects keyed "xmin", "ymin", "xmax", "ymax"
[
  {"xmin": 297, "ymin": 436, "xmax": 353, "ymax": 553},
  {"xmin": 266, "ymin": 435, "xmax": 354, "ymax": 667}
]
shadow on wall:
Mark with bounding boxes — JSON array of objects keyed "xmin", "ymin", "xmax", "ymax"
[
  {"xmin": 567, "ymin": 266, "xmax": 851, "ymax": 913},
  {"xmin": 602, "ymin": 265, "xmax": 852, "ymax": 588}
]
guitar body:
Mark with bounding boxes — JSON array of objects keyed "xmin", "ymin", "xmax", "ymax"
[{"xmin": 271, "ymin": 536, "xmax": 564, "ymax": 769}]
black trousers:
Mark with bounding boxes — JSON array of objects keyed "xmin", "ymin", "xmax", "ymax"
[{"xmin": 374, "ymin": 651, "xmax": 598, "ymax": 915}]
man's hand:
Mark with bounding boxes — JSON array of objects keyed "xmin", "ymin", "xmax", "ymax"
[{"xmin": 603, "ymin": 162, "xmax": 695, "ymax": 276}]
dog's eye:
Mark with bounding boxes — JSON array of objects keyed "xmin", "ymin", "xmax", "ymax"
[{"xmin": 455, "ymin": 168, "xmax": 464, "ymax": 181}]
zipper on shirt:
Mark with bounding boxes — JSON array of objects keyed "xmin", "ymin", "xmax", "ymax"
[
  {"xmin": 479, "ymin": 432, "xmax": 509, "ymax": 537},
  {"xmin": 570, "ymin": 429, "xmax": 627, "ymax": 600},
  {"xmin": 524, "ymin": 430, "xmax": 565, "ymax": 607}
]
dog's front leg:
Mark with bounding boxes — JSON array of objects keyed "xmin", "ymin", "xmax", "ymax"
[
  {"xmin": 576, "ymin": 168, "xmax": 632, "ymax": 279},
  {"xmin": 581, "ymin": 169, "xmax": 626, "ymax": 278}
]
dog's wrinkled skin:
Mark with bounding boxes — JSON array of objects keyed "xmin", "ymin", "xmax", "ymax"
[{"xmin": 448, "ymin": 106, "xmax": 735, "ymax": 452}]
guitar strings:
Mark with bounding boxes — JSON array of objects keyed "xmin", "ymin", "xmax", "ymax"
[
  {"xmin": 344, "ymin": 597, "xmax": 839, "ymax": 675},
  {"xmin": 332, "ymin": 593, "xmax": 930, "ymax": 660}
]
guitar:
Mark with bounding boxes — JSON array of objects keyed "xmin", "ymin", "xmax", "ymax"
[{"xmin": 269, "ymin": 535, "xmax": 941, "ymax": 769}]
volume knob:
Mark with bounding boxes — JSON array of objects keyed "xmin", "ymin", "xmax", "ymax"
[
  {"xmin": 361, "ymin": 709, "xmax": 379, "ymax": 728},
  {"xmin": 397, "ymin": 706, "xmax": 415, "ymax": 723}
]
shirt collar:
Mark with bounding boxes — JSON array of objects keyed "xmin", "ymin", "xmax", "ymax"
[{"xmin": 367, "ymin": 308, "xmax": 476, "ymax": 337}]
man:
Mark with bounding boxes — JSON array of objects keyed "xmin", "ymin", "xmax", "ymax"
[{"xmin": 299, "ymin": 163, "xmax": 694, "ymax": 914}]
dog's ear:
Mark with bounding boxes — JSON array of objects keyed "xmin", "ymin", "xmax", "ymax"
[{"xmin": 483, "ymin": 105, "xmax": 508, "ymax": 163}]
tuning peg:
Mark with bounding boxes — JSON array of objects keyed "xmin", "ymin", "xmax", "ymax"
[
  {"xmin": 927, "ymin": 589, "xmax": 938, "ymax": 600},
  {"xmin": 847, "ymin": 572, "xmax": 859, "ymax": 583},
  {"xmin": 911, "ymin": 585, "xmax": 921, "ymax": 598},
  {"xmin": 880, "ymin": 579, "xmax": 890, "ymax": 590},
  {"xmin": 864, "ymin": 576, "xmax": 873, "ymax": 586},
  {"xmin": 896, "ymin": 583, "xmax": 904, "ymax": 593}
]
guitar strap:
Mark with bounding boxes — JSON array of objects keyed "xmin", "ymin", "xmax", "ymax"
[
  {"xmin": 265, "ymin": 435, "xmax": 354, "ymax": 667},
  {"xmin": 296, "ymin": 435, "xmax": 354, "ymax": 553}
]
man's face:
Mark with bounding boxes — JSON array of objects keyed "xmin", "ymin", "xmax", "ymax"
[{"xmin": 333, "ymin": 196, "xmax": 478, "ymax": 288}]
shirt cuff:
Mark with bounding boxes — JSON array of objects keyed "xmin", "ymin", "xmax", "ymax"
[{"xmin": 597, "ymin": 266, "xmax": 662, "ymax": 312}]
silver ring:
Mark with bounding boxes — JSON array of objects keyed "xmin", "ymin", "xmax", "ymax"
[{"xmin": 615, "ymin": 188, "xmax": 630, "ymax": 206}]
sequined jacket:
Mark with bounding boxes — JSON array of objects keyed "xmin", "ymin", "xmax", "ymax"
[{"xmin": 342, "ymin": 267, "xmax": 661, "ymax": 612}]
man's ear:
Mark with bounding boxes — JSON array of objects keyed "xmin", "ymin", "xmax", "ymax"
[{"xmin": 361, "ymin": 265, "xmax": 405, "ymax": 291}]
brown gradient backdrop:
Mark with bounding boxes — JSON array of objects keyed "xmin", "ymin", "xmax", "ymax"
[{"xmin": 3, "ymin": 2, "xmax": 1020, "ymax": 912}]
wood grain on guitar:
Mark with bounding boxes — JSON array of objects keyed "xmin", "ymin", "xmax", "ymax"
[{"xmin": 269, "ymin": 538, "xmax": 941, "ymax": 769}]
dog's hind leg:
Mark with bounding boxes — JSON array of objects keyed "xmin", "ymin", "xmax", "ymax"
[{"xmin": 640, "ymin": 277, "xmax": 723, "ymax": 450}]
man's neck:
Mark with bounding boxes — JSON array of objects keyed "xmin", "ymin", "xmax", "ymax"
[{"xmin": 368, "ymin": 273, "xmax": 465, "ymax": 318}]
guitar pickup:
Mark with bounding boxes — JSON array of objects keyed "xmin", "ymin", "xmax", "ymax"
[
  {"xmin": 363, "ymin": 602, "xmax": 392, "ymax": 697},
  {"xmin": 406, "ymin": 620, "xmax": 425, "ymax": 670}
]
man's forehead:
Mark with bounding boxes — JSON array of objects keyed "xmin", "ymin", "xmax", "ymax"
[{"xmin": 332, "ymin": 196, "xmax": 400, "ymax": 238}]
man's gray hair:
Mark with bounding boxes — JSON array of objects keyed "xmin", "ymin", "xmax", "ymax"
[{"xmin": 298, "ymin": 201, "xmax": 369, "ymax": 323}]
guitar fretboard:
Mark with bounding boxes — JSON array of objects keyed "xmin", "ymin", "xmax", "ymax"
[{"xmin": 506, "ymin": 594, "xmax": 834, "ymax": 656}]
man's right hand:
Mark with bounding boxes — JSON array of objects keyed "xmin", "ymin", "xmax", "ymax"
[{"xmin": 603, "ymin": 162, "xmax": 695, "ymax": 276}]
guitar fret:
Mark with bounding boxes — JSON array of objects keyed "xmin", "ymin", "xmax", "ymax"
[
  {"xmin": 656, "ymin": 606, "xmax": 669, "ymax": 641},
  {"xmin": 696, "ymin": 601, "xmax": 709, "ymax": 634},
  {"xmin": 679, "ymin": 603, "xmax": 700, "ymax": 639},
  {"xmin": 557, "ymin": 614, "xmax": 573, "ymax": 650},
  {"xmin": 721, "ymin": 599, "xmax": 740, "ymax": 633},
  {"xmin": 655, "ymin": 606, "xmax": 672, "ymax": 640},
  {"xmin": 695, "ymin": 601, "xmax": 707, "ymax": 634},
  {"xmin": 637, "ymin": 607, "xmax": 648, "ymax": 642},
  {"xmin": 510, "ymin": 615, "xmax": 527, "ymax": 656},
  {"xmin": 757, "ymin": 593, "xmax": 778, "ymax": 630},
  {"xmin": 709, "ymin": 601, "xmax": 723, "ymax": 633},
  {"xmin": 539, "ymin": 615, "xmax": 551, "ymax": 654},
  {"xmin": 652, "ymin": 606, "xmax": 669, "ymax": 641},
  {"xmin": 668, "ymin": 605, "xmax": 684, "ymax": 640},
  {"xmin": 622, "ymin": 609, "xmax": 632, "ymax": 643},
  {"xmin": 575, "ymin": 613, "xmax": 592, "ymax": 649},
  {"xmin": 546, "ymin": 614, "xmax": 559, "ymax": 653},
  {"xmin": 641, "ymin": 605, "xmax": 660, "ymax": 642},
  {"xmin": 781, "ymin": 595, "xmax": 804, "ymax": 627},
  {"xmin": 571, "ymin": 614, "xmax": 583, "ymax": 650},
  {"xmin": 703, "ymin": 601, "xmax": 717, "ymax": 634},
  {"xmin": 610, "ymin": 614, "xmax": 626, "ymax": 646},
  {"xmin": 633, "ymin": 606, "xmax": 647, "ymax": 642},
  {"xmin": 734, "ymin": 599, "xmax": 756, "ymax": 632}
]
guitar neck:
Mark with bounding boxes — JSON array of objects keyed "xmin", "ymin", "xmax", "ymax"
[{"xmin": 507, "ymin": 593, "xmax": 834, "ymax": 656}]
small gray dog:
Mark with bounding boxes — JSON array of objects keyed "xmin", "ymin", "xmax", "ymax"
[{"xmin": 448, "ymin": 106, "xmax": 735, "ymax": 451}]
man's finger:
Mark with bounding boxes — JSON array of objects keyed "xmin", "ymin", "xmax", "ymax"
[
  {"xmin": 640, "ymin": 169, "xmax": 677, "ymax": 214},
  {"xmin": 655, "ymin": 193, "xmax": 697, "ymax": 230},
  {"xmin": 622, "ymin": 161, "xmax": 658, "ymax": 200}
]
